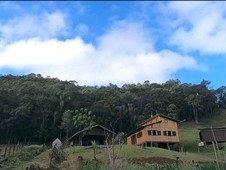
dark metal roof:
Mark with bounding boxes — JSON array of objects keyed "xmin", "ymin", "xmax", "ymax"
[
  {"xmin": 67, "ymin": 124, "xmax": 116, "ymax": 142},
  {"xmin": 199, "ymin": 127, "xmax": 226, "ymax": 130},
  {"xmin": 199, "ymin": 127, "xmax": 226, "ymax": 143}
]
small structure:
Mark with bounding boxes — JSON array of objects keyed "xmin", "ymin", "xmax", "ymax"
[
  {"xmin": 52, "ymin": 138, "xmax": 63, "ymax": 149},
  {"xmin": 199, "ymin": 127, "xmax": 226, "ymax": 144},
  {"xmin": 126, "ymin": 113, "xmax": 180, "ymax": 150},
  {"xmin": 67, "ymin": 124, "xmax": 116, "ymax": 146}
]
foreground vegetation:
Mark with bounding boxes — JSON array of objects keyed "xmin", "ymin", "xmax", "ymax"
[{"xmin": 0, "ymin": 144, "xmax": 217, "ymax": 170}]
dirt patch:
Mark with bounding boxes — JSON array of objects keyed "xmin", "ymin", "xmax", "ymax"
[{"xmin": 129, "ymin": 157, "xmax": 181, "ymax": 165}]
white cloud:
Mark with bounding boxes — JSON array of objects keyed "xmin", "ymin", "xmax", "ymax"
[
  {"xmin": 165, "ymin": 1, "xmax": 226, "ymax": 54},
  {"xmin": 0, "ymin": 11, "xmax": 67, "ymax": 41},
  {"xmin": 75, "ymin": 24, "xmax": 89, "ymax": 35},
  {"xmin": 0, "ymin": 20, "xmax": 204, "ymax": 86},
  {"xmin": 97, "ymin": 20, "xmax": 154, "ymax": 58}
]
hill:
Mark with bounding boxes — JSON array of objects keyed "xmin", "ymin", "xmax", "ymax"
[{"xmin": 12, "ymin": 145, "xmax": 214, "ymax": 170}]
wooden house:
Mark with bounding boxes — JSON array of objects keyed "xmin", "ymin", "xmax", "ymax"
[
  {"xmin": 199, "ymin": 127, "xmax": 226, "ymax": 144},
  {"xmin": 67, "ymin": 124, "xmax": 116, "ymax": 146},
  {"xmin": 126, "ymin": 114, "xmax": 180, "ymax": 150}
]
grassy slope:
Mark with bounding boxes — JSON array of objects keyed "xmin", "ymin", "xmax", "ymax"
[
  {"xmin": 17, "ymin": 145, "xmax": 213, "ymax": 170},
  {"xmin": 179, "ymin": 109, "xmax": 226, "ymax": 149},
  {"xmin": 178, "ymin": 109, "xmax": 226, "ymax": 162},
  {"xmin": 9, "ymin": 109, "xmax": 226, "ymax": 169}
]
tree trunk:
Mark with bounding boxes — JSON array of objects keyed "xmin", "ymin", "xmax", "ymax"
[
  {"xmin": 66, "ymin": 128, "xmax": 69, "ymax": 140},
  {"xmin": 193, "ymin": 106, "xmax": 198, "ymax": 124}
]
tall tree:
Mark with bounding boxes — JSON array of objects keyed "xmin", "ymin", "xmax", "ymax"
[
  {"xmin": 73, "ymin": 108, "xmax": 96, "ymax": 131},
  {"xmin": 185, "ymin": 94, "xmax": 203, "ymax": 124},
  {"xmin": 60, "ymin": 110, "xmax": 74, "ymax": 140}
]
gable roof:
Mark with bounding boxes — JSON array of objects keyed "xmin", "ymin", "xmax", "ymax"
[
  {"xmin": 67, "ymin": 124, "xmax": 115, "ymax": 142},
  {"xmin": 126, "ymin": 120, "xmax": 162, "ymax": 137},
  {"xmin": 139, "ymin": 113, "xmax": 179, "ymax": 126},
  {"xmin": 126, "ymin": 113, "xmax": 179, "ymax": 137}
]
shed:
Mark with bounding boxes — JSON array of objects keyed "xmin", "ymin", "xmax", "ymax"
[
  {"xmin": 67, "ymin": 124, "xmax": 116, "ymax": 146},
  {"xmin": 52, "ymin": 138, "xmax": 63, "ymax": 149},
  {"xmin": 199, "ymin": 127, "xmax": 226, "ymax": 144}
]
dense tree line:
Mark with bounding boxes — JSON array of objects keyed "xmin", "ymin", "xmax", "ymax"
[{"xmin": 0, "ymin": 74, "xmax": 224, "ymax": 144}]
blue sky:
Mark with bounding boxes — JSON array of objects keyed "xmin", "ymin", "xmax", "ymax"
[{"xmin": 0, "ymin": 1, "xmax": 226, "ymax": 88}]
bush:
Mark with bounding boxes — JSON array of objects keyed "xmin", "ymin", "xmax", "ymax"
[
  {"xmin": 49, "ymin": 147, "xmax": 67, "ymax": 163},
  {"xmin": 16, "ymin": 145, "xmax": 47, "ymax": 161},
  {"xmin": 49, "ymin": 147, "xmax": 67, "ymax": 169},
  {"xmin": 200, "ymin": 162, "xmax": 217, "ymax": 170}
]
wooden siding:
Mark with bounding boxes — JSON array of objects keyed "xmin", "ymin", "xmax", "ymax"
[{"xmin": 127, "ymin": 114, "xmax": 179, "ymax": 145}]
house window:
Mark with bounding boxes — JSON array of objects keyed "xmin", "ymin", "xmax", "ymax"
[
  {"xmin": 163, "ymin": 131, "xmax": 176, "ymax": 136},
  {"xmin": 172, "ymin": 131, "xmax": 176, "ymax": 136},
  {"xmin": 137, "ymin": 132, "xmax": 143, "ymax": 138},
  {"xmin": 148, "ymin": 130, "xmax": 161, "ymax": 136}
]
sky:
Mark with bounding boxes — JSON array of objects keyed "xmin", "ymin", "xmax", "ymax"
[{"xmin": 0, "ymin": 1, "xmax": 226, "ymax": 88}]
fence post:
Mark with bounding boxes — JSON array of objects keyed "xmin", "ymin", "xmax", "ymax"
[
  {"xmin": 9, "ymin": 145, "xmax": 12, "ymax": 156},
  {"xmin": 13, "ymin": 145, "xmax": 16, "ymax": 156},
  {"xmin": 4, "ymin": 147, "xmax": 7, "ymax": 158}
]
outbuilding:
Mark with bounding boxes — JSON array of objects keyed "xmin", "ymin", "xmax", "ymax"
[
  {"xmin": 199, "ymin": 127, "xmax": 226, "ymax": 144},
  {"xmin": 67, "ymin": 124, "xmax": 116, "ymax": 146}
]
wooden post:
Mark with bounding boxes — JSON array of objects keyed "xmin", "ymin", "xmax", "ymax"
[
  {"xmin": 13, "ymin": 145, "xmax": 16, "ymax": 156},
  {"xmin": 212, "ymin": 141, "xmax": 220, "ymax": 170},
  {"xmin": 9, "ymin": 145, "xmax": 12, "ymax": 156},
  {"xmin": 4, "ymin": 148, "xmax": 7, "ymax": 158},
  {"xmin": 211, "ymin": 127, "xmax": 224, "ymax": 169},
  {"xmin": 223, "ymin": 151, "xmax": 226, "ymax": 163}
]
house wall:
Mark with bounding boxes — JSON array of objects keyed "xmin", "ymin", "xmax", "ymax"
[
  {"xmin": 127, "ymin": 115, "xmax": 179, "ymax": 145},
  {"xmin": 145, "ymin": 116, "xmax": 179, "ymax": 143}
]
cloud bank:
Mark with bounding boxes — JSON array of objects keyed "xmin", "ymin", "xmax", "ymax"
[
  {"xmin": 0, "ymin": 3, "xmax": 208, "ymax": 86},
  {"xmin": 165, "ymin": 2, "xmax": 226, "ymax": 54}
]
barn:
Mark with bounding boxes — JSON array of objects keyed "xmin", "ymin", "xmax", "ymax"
[{"xmin": 67, "ymin": 124, "xmax": 116, "ymax": 146}]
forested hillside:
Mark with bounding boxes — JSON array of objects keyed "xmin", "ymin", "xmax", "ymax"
[{"xmin": 0, "ymin": 74, "xmax": 225, "ymax": 144}]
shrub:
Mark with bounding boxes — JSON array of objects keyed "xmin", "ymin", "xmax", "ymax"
[{"xmin": 16, "ymin": 145, "xmax": 47, "ymax": 161}]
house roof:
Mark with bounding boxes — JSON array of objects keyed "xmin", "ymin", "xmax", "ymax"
[
  {"xmin": 126, "ymin": 113, "xmax": 179, "ymax": 137},
  {"xmin": 126, "ymin": 120, "xmax": 162, "ymax": 137},
  {"xmin": 139, "ymin": 113, "xmax": 179, "ymax": 126},
  {"xmin": 199, "ymin": 127, "xmax": 226, "ymax": 131},
  {"xmin": 67, "ymin": 124, "xmax": 115, "ymax": 142}
]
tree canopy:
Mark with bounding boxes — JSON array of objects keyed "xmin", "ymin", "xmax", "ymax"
[{"xmin": 0, "ymin": 74, "xmax": 221, "ymax": 144}]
